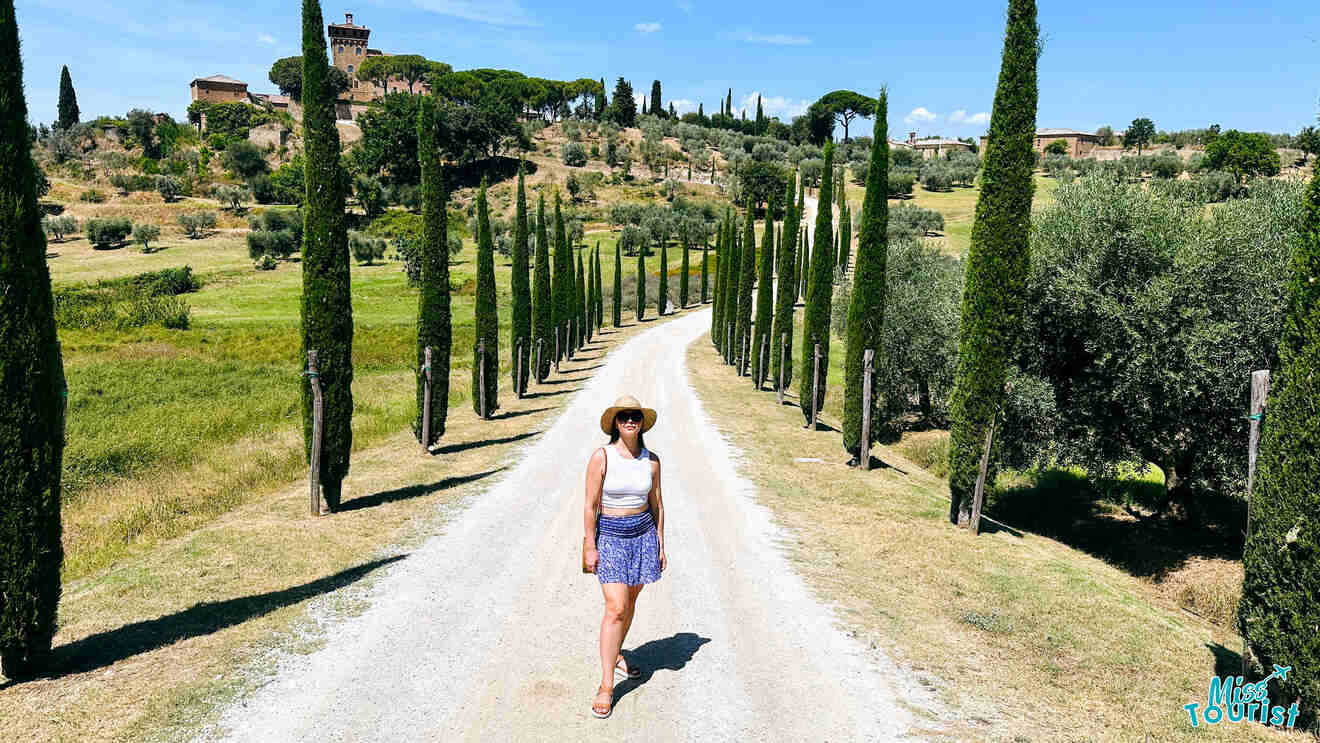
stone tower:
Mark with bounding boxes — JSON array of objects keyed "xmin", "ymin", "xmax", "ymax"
[{"xmin": 328, "ymin": 13, "xmax": 373, "ymax": 100}]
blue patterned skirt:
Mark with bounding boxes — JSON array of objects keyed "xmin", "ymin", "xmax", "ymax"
[{"xmin": 595, "ymin": 510, "xmax": 661, "ymax": 585}]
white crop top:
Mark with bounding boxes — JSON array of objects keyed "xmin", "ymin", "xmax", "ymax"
[{"xmin": 600, "ymin": 444, "xmax": 652, "ymax": 509}]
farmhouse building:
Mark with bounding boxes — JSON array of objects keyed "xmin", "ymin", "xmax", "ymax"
[
  {"xmin": 979, "ymin": 129, "xmax": 1102, "ymax": 158},
  {"xmin": 189, "ymin": 75, "xmax": 249, "ymax": 104},
  {"xmin": 907, "ymin": 132, "xmax": 974, "ymax": 159}
]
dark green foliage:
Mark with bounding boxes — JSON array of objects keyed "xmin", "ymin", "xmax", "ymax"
[
  {"xmin": 552, "ymin": 194, "xmax": 572, "ymax": 358},
  {"xmin": 800, "ymin": 142, "xmax": 836, "ymax": 423},
  {"xmin": 595, "ymin": 78, "xmax": 607, "ymax": 121},
  {"xmin": 609, "ymin": 77, "xmax": 637, "ymax": 127},
  {"xmin": 532, "ymin": 193, "xmax": 552, "ymax": 380},
  {"xmin": 1240, "ymin": 167, "xmax": 1320, "ymax": 710},
  {"xmin": 725, "ymin": 217, "xmax": 743, "ymax": 365},
  {"xmin": 84, "ymin": 217, "xmax": 132, "ymax": 249},
  {"xmin": 1124, "ymin": 117, "xmax": 1155, "ymax": 155},
  {"xmin": 348, "ymin": 231, "xmax": 385, "ymax": 265},
  {"xmin": 751, "ymin": 207, "xmax": 775, "ymax": 385},
  {"xmin": 585, "ymin": 246, "xmax": 595, "ymax": 342},
  {"xmin": 700, "ymin": 242, "xmax": 709, "ymax": 304},
  {"xmin": 1203, "ymin": 129, "xmax": 1282, "ymax": 183},
  {"xmin": 57, "ymin": 65, "xmax": 78, "ymax": 130},
  {"xmin": 472, "ymin": 179, "xmax": 499, "ymax": 416},
  {"xmin": 299, "ymin": 0, "xmax": 353, "ymax": 510},
  {"xmin": 815, "ymin": 90, "xmax": 876, "ymax": 141},
  {"xmin": 947, "ymin": 0, "xmax": 1037, "ymax": 524},
  {"xmin": 415, "ymin": 95, "xmax": 452, "ymax": 444},
  {"xmin": 837, "ymin": 203, "xmax": 852, "ymax": 275},
  {"xmin": 657, "ymin": 240, "xmax": 669, "ymax": 315},
  {"xmin": 612, "ymin": 240, "xmax": 622, "ymax": 327},
  {"xmin": 711, "ymin": 217, "xmax": 725, "ymax": 348},
  {"xmin": 0, "ymin": 0, "xmax": 65, "ymax": 677},
  {"xmin": 635, "ymin": 234, "xmax": 647, "ymax": 321},
  {"xmin": 594, "ymin": 243, "xmax": 603, "ymax": 332},
  {"xmin": 576, "ymin": 248, "xmax": 587, "ymax": 347},
  {"xmin": 268, "ymin": 55, "xmax": 350, "ymax": 101},
  {"xmin": 510, "ymin": 167, "xmax": 531, "ymax": 394},
  {"xmin": 222, "ymin": 140, "xmax": 269, "ymax": 181},
  {"xmin": 770, "ymin": 176, "xmax": 799, "ymax": 390},
  {"xmin": 650, "ymin": 80, "xmax": 662, "ymax": 119},
  {"xmin": 797, "ymin": 229, "xmax": 807, "ymax": 302},
  {"xmin": 843, "ymin": 92, "xmax": 890, "ymax": 457},
  {"xmin": 679, "ymin": 242, "xmax": 690, "ymax": 308}
]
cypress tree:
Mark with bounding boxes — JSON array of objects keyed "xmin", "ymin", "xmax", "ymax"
[
  {"xmin": 700, "ymin": 241, "xmax": 709, "ymax": 304},
  {"xmin": 799, "ymin": 228, "xmax": 809, "ymax": 301},
  {"xmin": 711, "ymin": 218, "xmax": 725, "ymax": 348},
  {"xmin": 799, "ymin": 142, "xmax": 835, "ymax": 425},
  {"xmin": 843, "ymin": 90, "xmax": 890, "ymax": 463},
  {"xmin": 725, "ymin": 88, "xmax": 733, "ymax": 118},
  {"xmin": 472, "ymin": 179, "xmax": 499, "ymax": 417},
  {"xmin": 680, "ymin": 241, "xmax": 690, "ymax": 308},
  {"xmin": 300, "ymin": 0, "xmax": 353, "ymax": 511},
  {"xmin": 755, "ymin": 94, "xmax": 764, "ymax": 132},
  {"xmin": 594, "ymin": 243, "xmax": 603, "ymax": 331},
  {"xmin": 596, "ymin": 77, "xmax": 607, "ymax": 121},
  {"xmin": 838, "ymin": 203, "xmax": 852, "ymax": 276},
  {"xmin": 576, "ymin": 248, "xmax": 587, "ymax": 347},
  {"xmin": 650, "ymin": 80, "xmax": 662, "ymax": 119},
  {"xmin": 56, "ymin": 65, "xmax": 78, "ymax": 130},
  {"xmin": 415, "ymin": 95, "xmax": 451, "ymax": 447},
  {"xmin": 770, "ymin": 176, "xmax": 799, "ymax": 392},
  {"xmin": 585, "ymin": 246, "xmax": 595, "ymax": 342},
  {"xmin": 698, "ymin": 102, "xmax": 704, "ymax": 118},
  {"xmin": 723, "ymin": 217, "xmax": 742, "ymax": 365},
  {"xmin": 510, "ymin": 166, "xmax": 531, "ymax": 394},
  {"xmin": 642, "ymin": 98, "xmax": 647, "ymax": 116},
  {"xmin": 612, "ymin": 240, "xmax": 623, "ymax": 326},
  {"xmin": 735, "ymin": 202, "xmax": 757, "ymax": 374},
  {"xmin": 552, "ymin": 193, "xmax": 570, "ymax": 360},
  {"xmin": 751, "ymin": 207, "xmax": 775, "ymax": 387},
  {"xmin": 657, "ymin": 239, "xmax": 669, "ymax": 315},
  {"xmin": 635, "ymin": 237, "xmax": 647, "ymax": 321},
  {"xmin": 947, "ymin": 0, "xmax": 1038, "ymax": 524},
  {"xmin": 0, "ymin": 0, "xmax": 65, "ymax": 679},
  {"xmin": 532, "ymin": 193, "xmax": 552, "ymax": 380},
  {"xmin": 1239, "ymin": 164, "xmax": 1320, "ymax": 708}
]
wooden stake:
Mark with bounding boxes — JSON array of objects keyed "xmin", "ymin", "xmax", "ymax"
[
  {"xmin": 969, "ymin": 417, "xmax": 998, "ymax": 535},
  {"xmin": 478, "ymin": 338, "xmax": 487, "ymax": 419},
  {"xmin": 1243, "ymin": 368, "xmax": 1271, "ymax": 674},
  {"xmin": 422, "ymin": 346, "xmax": 433, "ymax": 451},
  {"xmin": 306, "ymin": 350, "xmax": 324, "ymax": 517},
  {"xmin": 861, "ymin": 349, "xmax": 873, "ymax": 471}
]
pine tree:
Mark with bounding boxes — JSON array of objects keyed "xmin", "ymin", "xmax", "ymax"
[
  {"xmin": 657, "ymin": 239, "xmax": 669, "ymax": 315},
  {"xmin": 947, "ymin": 0, "xmax": 1038, "ymax": 524},
  {"xmin": 415, "ymin": 94, "xmax": 451, "ymax": 447},
  {"xmin": 650, "ymin": 80, "xmax": 662, "ymax": 119},
  {"xmin": 1239, "ymin": 165, "xmax": 1320, "ymax": 708},
  {"xmin": 635, "ymin": 237, "xmax": 647, "ymax": 321},
  {"xmin": 510, "ymin": 166, "xmax": 531, "ymax": 394},
  {"xmin": 612, "ymin": 240, "xmax": 623, "ymax": 327},
  {"xmin": 680, "ymin": 241, "xmax": 690, "ymax": 308},
  {"xmin": 700, "ymin": 241, "xmax": 709, "ymax": 304},
  {"xmin": 0, "ymin": 0, "xmax": 65, "ymax": 679},
  {"xmin": 532, "ymin": 193, "xmax": 552, "ymax": 380},
  {"xmin": 300, "ymin": 0, "xmax": 353, "ymax": 511},
  {"xmin": 56, "ymin": 65, "xmax": 78, "ymax": 130},
  {"xmin": 552, "ymin": 193, "xmax": 571, "ymax": 360},
  {"xmin": 843, "ymin": 90, "xmax": 890, "ymax": 462},
  {"xmin": 472, "ymin": 179, "xmax": 499, "ymax": 417},
  {"xmin": 751, "ymin": 207, "xmax": 775, "ymax": 387},
  {"xmin": 771, "ymin": 175, "xmax": 799, "ymax": 392},
  {"xmin": 799, "ymin": 142, "xmax": 835, "ymax": 425}
]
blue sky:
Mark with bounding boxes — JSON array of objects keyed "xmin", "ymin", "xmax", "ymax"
[{"xmin": 13, "ymin": 0, "xmax": 1320, "ymax": 137}]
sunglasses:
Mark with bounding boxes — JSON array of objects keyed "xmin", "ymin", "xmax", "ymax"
[{"xmin": 615, "ymin": 410, "xmax": 644, "ymax": 424}]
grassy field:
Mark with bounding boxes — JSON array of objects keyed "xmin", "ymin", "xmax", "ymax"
[{"xmin": 685, "ymin": 335, "xmax": 1298, "ymax": 742}]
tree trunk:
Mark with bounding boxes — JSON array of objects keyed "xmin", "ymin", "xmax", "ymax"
[
  {"xmin": 1156, "ymin": 459, "xmax": 1199, "ymax": 526},
  {"xmin": 918, "ymin": 377, "xmax": 933, "ymax": 422}
]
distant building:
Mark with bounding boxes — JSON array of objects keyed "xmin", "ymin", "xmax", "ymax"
[
  {"xmin": 906, "ymin": 132, "xmax": 973, "ymax": 159},
  {"xmin": 190, "ymin": 75, "xmax": 249, "ymax": 104},
  {"xmin": 980, "ymin": 128, "xmax": 1102, "ymax": 158}
]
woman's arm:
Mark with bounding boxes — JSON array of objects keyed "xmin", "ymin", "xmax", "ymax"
[
  {"xmin": 583, "ymin": 448, "xmax": 605, "ymax": 571},
  {"xmin": 649, "ymin": 454, "xmax": 665, "ymax": 567}
]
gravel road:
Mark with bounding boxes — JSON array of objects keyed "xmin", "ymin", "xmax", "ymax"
[{"xmin": 198, "ymin": 308, "xmax": 925, "ymax": 742}]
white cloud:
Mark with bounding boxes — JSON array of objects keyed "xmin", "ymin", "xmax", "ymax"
[
  {"xmin": 635, "ymin": 21, "xmax": 662, "ymax": 33},
  {"xmin": 676, "ymin": 0, "xmax": 694, "ymax": 14},
  {"xmin": 669, "ymin": 98, "xmax": 697, "ymax": 114},
  {"xmin": 740, "ymin": 92, "xmax": 810, "ymax": 120},
  {"xmin": 409, "ymin": 0, "xmax": 540, "ymax": 27},
  {"xmin": 256, "ymin": 33, "xmax": 276, "ymax": 46},
  {"xmin": 904, "ymin": 107, "xmax": 938, "ymax": 124},
  {"xmin": 734, "ymin": 30, "xmax": 811, "ymax": 45},
  {"xmin": 949, "ymin": 109, "xmax": 990, "ymax": 126}
]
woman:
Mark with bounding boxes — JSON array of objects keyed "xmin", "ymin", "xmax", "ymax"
[{"xmin": 583, "ymin": 394, "xmax": 666, "ymax": 719}]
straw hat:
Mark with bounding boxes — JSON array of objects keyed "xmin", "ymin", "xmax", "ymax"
[{"xmin": 599, "ymin": 394, "xmax": 657, "ymax": 435}]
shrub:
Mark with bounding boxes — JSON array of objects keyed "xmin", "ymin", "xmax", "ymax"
[
  {"xmin": 155, "ymin": 175, "xmax": 182, "ymax": 202},
  {"xmin": 221, "ymin": 140, "xmax": 269, "ymax": 180},
  {"xmin": 887, "ymin": 171, "xmax": 916, "ymax": 197},
  {"xmin": 562, "ymin": 141, "xmax": 587, "ymax": 167},
  {"xmin": 385, "ymin": 183, "xmax": 420, "ymax": 211},
  {"xmin": 213, "ymin": 184, "xmax": 250, "ymax": 212},
  {"xmin": 41, "ymin": 215, "xmax": 77, "ymax": 241},
  {"xmin": 133, "ymin": 223, "xmax": 161, "ymax": 252},
  {"xmin": 349, "ymin": 231, "xmax": 386, "ymax": 265},
  {"xmin": 254, "ymin": 254, "xmax": 278, "ymax": 270},
  {"xmin": 354, "ymin": 174, "xmax": 385, "ymax": 218},
  {"xmin": 108, "ymin": 173, "xmax": 154, "ymax": 193},
  {"xmin": 245, "ymin": 229, "xmax": 297, "ymax": 260},
  {"xmin": 890, "ymin": 204, "xmax": 944, "ymax": 236},
  {"xmin": 78, "ymin": 189, "xmax": 105, "ymax": 203},
  {"xmin": 84, "ymin": 217, "xmax": 132, "ymax": 248},
  {"xmin": 1151, "ymin": 155, "xmax": 1183, "ymax": 179},
  {"xmin": 919, "ymin": 163, "xmax": 953, "ymax": 191},
  {"xmin": 177, "ymin": 211, "xmax": 217, "ymax": 238},
  {"xmin": 114, "ymin": 265, "xmax": 200, "ymax": 296},
  {"xmin": 1044, "ymin": 139, "xmax": 1069, "ymax": 156}
]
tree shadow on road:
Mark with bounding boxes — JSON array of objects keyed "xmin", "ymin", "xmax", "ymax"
[
  {"xmin": 429, "ymin": 431, "xmax": 540, "ymax": 456},
  {"xmin": 525, "ymin": 387, "xmax": 580, "ymax": 399},
  {"xmin": 338, "ymin": 468, "xmax": 506, "ymax": 512},
  {"xmin": 38, "ymin": 555, "xmax": 407, "ymax": 681},
  {"xmin": 613, "ymin": 632, "xmax": 711, "ymax": 704},
  {"xmin": 491, "ymin": 407, "xmax": 550, "ymax": 420}
]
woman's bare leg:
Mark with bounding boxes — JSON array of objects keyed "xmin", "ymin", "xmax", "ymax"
[{"xmin": 599, "ymin": 582, "xmax": 632, "ymax": 690}]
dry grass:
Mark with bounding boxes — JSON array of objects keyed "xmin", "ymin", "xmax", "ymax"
[
  {"xmin": 0, "ymin": 307, "xmax": 703, "ymax": 743},
  {"xmin": 685, "ymin": 337, "xmax": 1299, "ymax": 743}
]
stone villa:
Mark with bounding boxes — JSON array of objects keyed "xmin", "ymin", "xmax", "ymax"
[{"xmin": 978, "ymin": 128, "xmax": 1102, "ymax": 158}]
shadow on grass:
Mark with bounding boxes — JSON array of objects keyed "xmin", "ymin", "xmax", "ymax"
[
  {"xmin": 541, "ymin": 377, "xmax": 586, "ymax": 385},
  {"xmin": 429, "ymin": 430, "xmax": 540, "ymax": 456},
  {"xmin": 491, "ymin": 406, "xmax": 550, "ymax": 420},
  {"xmin": 526, "ymin": 387, "xmax": 579, "ymax": 399},
  {"xmin": 339, "ymin": 467, "xmax": 506, "ymax": 512},
  {"xmin": 612, "ymin": 632, "xmax": 711, "ymax": 705},
  {"xmin": 46, "ymin": 555, "xmax": 407, "ymax": 679},
  {"xmin": 1206, "ymin": 642, "xmax": 1243, "ymax": 679},
  {"xmin": 987, "ymin": 469, "xmax": 1244, "ymax": 580}
]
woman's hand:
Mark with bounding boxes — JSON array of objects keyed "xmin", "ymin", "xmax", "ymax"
[
  {"xmin": 584, "ymin": 546, "xmax": 599, "ymax": 573},
  {"xmin": 659, "ymin": 548, "xmax": 667, "ymax": 572}
]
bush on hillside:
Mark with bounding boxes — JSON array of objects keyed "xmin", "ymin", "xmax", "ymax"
[
  {"xmin": 41, "ymin": 215, "xmax": 78, "ymax": 242},
  {"xmin": 562, "ymin": 141, "xmax": 587, "ymax": 167},
  {"xmin": 78, "ymin": 189, "xmax": 105, "ymax": 203},
  {"xmin": 890, "ymin": 204, "xmax": 944, "ymax": 236},
  {"xmin": 349, "ymin": 231, "xmax": 387, "ymax": 265},
  {"xmin": 213, "ymin": 184, "xmax": 250, "ymax": 212},
  {"xmin": 155, "ymin": 175, "xmax": 183, "ymax": 202},
  {"xmin": 133, "ymin": 223, "xmax": 161, "ymax": 252},
  {"xmin": 177, "ymin": 211, "xmax": 218, "ymax": 238},
  {"xmin": 85, "ymin": 217, "xmax": 132, "ymax": 249},
  {"xmin": 888, "ymin": 171, "xmax": 916, "ymax": 197}
]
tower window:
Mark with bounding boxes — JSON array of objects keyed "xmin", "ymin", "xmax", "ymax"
[
  {"xmin": 337, "ymin": 46, "xmax": 344, "ymax": 54},
  {"xmin": 355, "ymin": 47, "xmax": 361, "ymax": 55},
  {"xmin": 347, "ymin": 65, "xmax": 354, "ymax": 75}
]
